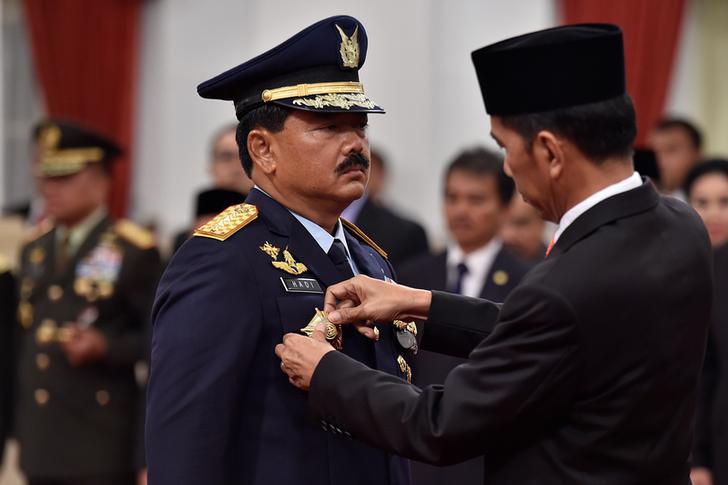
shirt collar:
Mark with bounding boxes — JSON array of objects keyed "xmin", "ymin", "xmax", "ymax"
[
  {"xmin": 446, "ymin": 238, "xmax": 503, "ymax": 271},
  {"xmin": 253, "ymin": 186, "xmax": 352, "ymax": 256},
  {"xmin": 56, "ymin": 207, "xmax": 107, "ymax": 254},
  {"xmin": 553, "ymin": 172, "xmax": 642, "ymax": 243}
]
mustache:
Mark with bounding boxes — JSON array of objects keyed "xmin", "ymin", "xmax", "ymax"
[{"xmin": 335, "ymin": 153, "xmax": 370, "ymax": 175}]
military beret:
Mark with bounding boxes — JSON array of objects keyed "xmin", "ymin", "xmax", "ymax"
[
  {"xmin": 34, "ymin": 119, "xmax": 122, "ymax": 178},
  {"xmin": 195, "ymin": 188, "xmax": 247, "ymax": 217},
  {"xmin": 197, "ymin": 15, "xmax": 384, "ymax": 119},
  {"xmin": 471, "ymin": 24, "xmax": 626, "ymax": 116}
]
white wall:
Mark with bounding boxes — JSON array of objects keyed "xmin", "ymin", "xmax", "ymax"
[{"xmin": 132, "ymin": 0, "xmax": 556, "ymax": 246}]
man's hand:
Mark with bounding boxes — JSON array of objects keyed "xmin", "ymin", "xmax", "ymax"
[
  {"xmin": 275, "ymin": 322, "xmax": 335, "ymax": 390},
  {"xmin": 59, "ymin": 324, "xmax": 109, "ymax": 367},
  {"xmin": 691, "ymin": 467, "xmax": 713, "ymax": 485},
  {"xmin": 324, "ymin": 275, "xmax": 432, "ymax": 327}
]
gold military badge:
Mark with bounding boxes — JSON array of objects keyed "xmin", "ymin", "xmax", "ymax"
[
  {"xmin": 335, "ymin": 24, "xmax": 359, "ymax": 69},
  {"xmin": 260, "ymin": 241, "xmax": 308, "ymax": 276},
  {"xmin": 301, "ymin": 308, "xmax": 342, "ymax": 350}
]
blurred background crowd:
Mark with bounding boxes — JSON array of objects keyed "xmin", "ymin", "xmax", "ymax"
[{"xmin": 1, "ymin": 0, "xmax": 727, "ymax": 484}]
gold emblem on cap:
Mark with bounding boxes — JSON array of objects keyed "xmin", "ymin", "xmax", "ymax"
[
  {"xmin": 39, "ymin": 125, "xmax": 62, "ymax": 152},
  {"xmin": 301, "ymin": 308, "xmax": 342, "ymax": 350},
  {"xmin": 48, "ymin": 285, "xmax": 63, "ymax": 301},
  {"xmin": 493, "ymin": 270, "xmax": 509, "ymax": 286},
  {"xmin": 335, "ymin": 24, "xmax": 359, "ymax": 69}
]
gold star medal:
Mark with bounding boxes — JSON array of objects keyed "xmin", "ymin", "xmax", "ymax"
[{"xmin": 301, "ymin": 308, "xmax": 342, "ymax": 350}]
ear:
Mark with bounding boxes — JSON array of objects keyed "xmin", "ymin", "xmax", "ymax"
[
  {"xmin": 533, "ymin": 130, "xmax": 565, "ymax": 180},
  {"xmin": 247, "ymin": 128, "xmax": 278, "ymax": 176}
]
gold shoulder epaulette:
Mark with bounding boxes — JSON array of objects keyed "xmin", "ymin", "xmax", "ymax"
[
  {"xmin": 193, "ymin": 203, "xmax": 258, "ymax": 241},
  {"xmin": 22, "ymin": 218, "xmax": 53, "ymax": 244},
  {"xmin": 114, "ymin": 219, "xmax": 156, "ymax": 250},
  {"xmin": 341, "ymin": 218, "xmax": 388, "ymax": 259}
]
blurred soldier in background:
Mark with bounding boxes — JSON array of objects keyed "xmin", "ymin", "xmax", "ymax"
[
  {"xmin": 650, "ymin": 117, "xmax": 704, "ymax": 201},
  {"xmin": 13, "ymin": 119, "xmax": 161, "ymax": 485}
]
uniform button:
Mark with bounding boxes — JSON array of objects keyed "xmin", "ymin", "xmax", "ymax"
[
  {"xmin": 48, "ymin": 285, "xmax": 63, "ymax": 302},
  {"xmin": 34, "ymin": 389, "xmax": 50, "ymax": 406},
  {"xmin": 96, "ymin": 390, "xmax": 111, "ymax": 407},
  {"xmin": 321, "ymin": 420, "xmax": 328, "ymax": 431},
  {"xmin": 35, "ymin": 353, "xmax": 50, "ymax": 371}
]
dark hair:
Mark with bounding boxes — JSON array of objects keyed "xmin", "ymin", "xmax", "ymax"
[
  {"xmin": 235, "ymin": 104, "xmax": 291, "ymax": 177},
  {"xmin": 445, "ymin": 147, "xmax": 514, "ymax": 205},
  {"xmin": 683, "ymin": 159, "xmax": 728, "ymax": 199},
  {"xmin": 209, "ymin": 122, "xmax": 238, "ymax": 160},
  {"xmin": 654, "ymin": 117, "xmax": 703, "ymax": 150},
  {"xmin": 499, "ymin": 94, "xmax": 637, "ymax": 163}
]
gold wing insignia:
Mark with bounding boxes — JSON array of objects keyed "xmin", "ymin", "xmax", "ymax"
[
  {"xmin": 272, "ymin": 249, "xmax": 308, "ymax": 275},
  {"xmin": 335, "ymin": 24, "xmax": 359, "ymax": 69},
  {"xmin": 194, "ymin": 203, "xmax": 258, "ymax": 241}
]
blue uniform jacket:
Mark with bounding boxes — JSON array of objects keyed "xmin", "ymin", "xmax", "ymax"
[{"xmin": 147, "ymin": 189, "xmax": 411, "ymax": 485}]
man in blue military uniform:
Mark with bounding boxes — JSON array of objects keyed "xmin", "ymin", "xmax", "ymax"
[{"xmin": 146, "ymin": 15, "xmax": 413, "ymax": 485}]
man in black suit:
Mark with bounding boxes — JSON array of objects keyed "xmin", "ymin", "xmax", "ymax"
[
  {"xmin": 398, "ymin": 147, "xmax": 528, "ymax": 485},
  {"xmin": 343, "ymin": 148, "xmax": 430, "ymax": 271},
  {"xmin": 276, "ymin": 24, "xmax": 713, "ymax": 485},
  {"xmin": 0, "ymin": 256, "xmax": 15, "ymax": 462}
]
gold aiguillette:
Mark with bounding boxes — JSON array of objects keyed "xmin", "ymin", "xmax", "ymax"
[{"xmin": 301, "ymin": 308, "xmax": 342, "ymax": 350}]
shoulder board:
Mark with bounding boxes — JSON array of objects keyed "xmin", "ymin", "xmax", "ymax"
[
  {"xmin": 341, "ymin": 218, "xmax": 388, "ymax": 259},
  {"xmin": 22, "ymin": 218, "xmax": 53, "ymax": 244},
  {"xmin": 193, "ymin": 203, "xmax": 258, "ymax": 241},
  {"xmin": 114, "ymin": 219, "xmax": 156, "ymax": 250}
]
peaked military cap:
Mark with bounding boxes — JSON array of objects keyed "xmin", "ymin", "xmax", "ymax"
[
  {"xmin": 471, "ymin": 24, "xmax": 626, "ymax": 116},
  {"xmin": 197, "ymin": 15, "xmax": 384, "ymax": 119},
  {"xmin": 34, "ymin": 119, "xmax": 122, "ymax": 178}
]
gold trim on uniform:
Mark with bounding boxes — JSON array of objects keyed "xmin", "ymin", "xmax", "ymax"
[
  {"xmin": 393, "ymin": 319, "xmax": 417, "ymax": 336},
  {"xmin": 397, "ymin": 355, "xmax": 412, "ymax": 383},
  {"xmin": 292, "ymin": 93, "xmax": 376, "ymax": 110},
  {"xmin": 48, "ymin": 285, "xmax": 63, "ymax": 301},
  {"xmin": 262, "ymin": 81, "xmax": 364, "ymax": 103},
  {"xmin": 34, "ymin": 388, "xmax": 50, "ymax": 406},
  {"xmin": 114, "ymin": 219, "xmax": 156, "ymax": 249},
  {"xmin": 493, "ymin": 270, "xmax": 509, "ymax": 286},
  {"xmin": 193, "ymin": 203, "xmax": 258, "ymax": 241},
  {"xmin": 36, "ymin": 319, "xmax": 58, "ymax": 346},
  {"xmin": 259, "ymin": 241, "xmax": 280, "ymax": 260},
  {"xmin": 341, "ymin": 219, "xmax": 388, "ymax": 258},
  {"xmin": 18, "ymin": 301, "xmax": 33, "ymax": 329}
]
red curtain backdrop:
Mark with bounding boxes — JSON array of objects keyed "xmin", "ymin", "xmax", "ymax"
[
  {"xmin": 23, "ymin": 0, "xmax": 142, "ymax": 218},
  {"xmin": 561, "ymin": 0, "xmax": 686, "ymax": 146}
]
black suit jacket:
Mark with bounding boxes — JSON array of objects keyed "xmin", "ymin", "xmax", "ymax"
[
  {"xmin": 354, "ymin": 198, "xmax": 429, "ymax": 271},
  {"xmin": 309, "ymin": 181, "xmax": 713, "ymax": 484},
  {"xmin": 398, "ymin": 247, "xmax": 528, "ymax": 485},
  {"xmin": 148, "ymin": 189, "xmax": 410, "ymax": 485},
  {"xmin": 694, "ymin": 243, "xmax": 728, "ymax": 484},
  {"xmin": 0, "ymin": 267, "xmax": 15, "ymax": 459}
]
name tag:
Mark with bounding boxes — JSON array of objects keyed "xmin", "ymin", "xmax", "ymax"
[{"xmin": 280, "ymin": 277, "xmax": 324, "ymax": 294}]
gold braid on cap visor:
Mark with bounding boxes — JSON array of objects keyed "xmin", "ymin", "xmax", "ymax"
[{"xmin": 261, "ymin": 81, "xmax": 364, "ymax": 102}]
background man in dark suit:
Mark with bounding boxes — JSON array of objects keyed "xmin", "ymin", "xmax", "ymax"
[
  {"xmin": 13, "ymin": 120, "xmax": 161, "ymax": 485},
  {"xmin": 147, "ymin": 16, "xmax": 413, "ymax": 485},
  {"xmin": 650, "ymin": 117, "xmax": 704, "ymax": 201},
  {"xmin": 500, "ymin": 191, "xmax": 547, "ymax": 266},
  {"xmin": 398, "ymin": 147, "xmax": 528, "ymax": 485},
  {"xmin": 276, "ymin": 24, "xmax": 713, "ymax": 485},
  {"xmin": 0, "ymin": 257, "xmax": 15, "ymax": 463},
  {"xmin": 343, "ymin": 148, "xmax": 430, "ymax": 271}
]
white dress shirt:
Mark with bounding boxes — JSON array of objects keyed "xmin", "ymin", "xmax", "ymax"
[
  {"xmin": 553, "ymin": 172, "xmax": 642, "ymax": 243},
  {"xmin": 446, "ymin": 238, "xmax": 503, "ymax": 298}
]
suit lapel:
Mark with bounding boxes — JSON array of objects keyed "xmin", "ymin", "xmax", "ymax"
[{"xmin": 550, "ymin": 180, "xmax": 659, "ymax": 259}]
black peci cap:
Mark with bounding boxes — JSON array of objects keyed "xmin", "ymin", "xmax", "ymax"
[
  {"xmin": 195, "ymin": 188, "xmax": 247, "ymax": 218},
  {"xmin": 197, "ymin": 15, "xmax": 384, "ymax": 120},
  {"xmin": 35, "ymin": 119, "xmax": 122, "ymax": 178},
  {"xmin": 471, "ymin": 24, "xmax": 626, "ymax": 116}
]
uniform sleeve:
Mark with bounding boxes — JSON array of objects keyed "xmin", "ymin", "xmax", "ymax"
[
  {"xmin": 146, "ymin": 239, "xmax": 263, "ymax": 484},
  {"xmin": 309, "ymin": 283, "xmax": 580, "ymax": 465},
  {"xmin": 420, "ymin": 291, "xmax": 502, "ymax": 358},
  {"xmin": 103, "ymin": 246, "xmax": 163, "ymax": 366}
]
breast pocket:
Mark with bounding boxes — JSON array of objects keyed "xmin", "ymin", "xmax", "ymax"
[{"xmin": 276, "ymin": 294, "xmax": 325, "ymax": 334}]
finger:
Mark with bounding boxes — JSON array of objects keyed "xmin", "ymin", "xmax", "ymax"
[
  {"xmin": 312, "ymin": 322, "xmax": 327, "ymax": 342},
  {"xmin": 274, "ymin": 343, "xmax": 285, "ymax": 358},
  {"xmin": 356, "ymin": 324, "xmax": 379, "ymax": 341},
  {"xmin": 279, "ymin": 361, "xmax": 287, "ymax": 374},
  {"xmin": 328, "ymin": 305, "xmax": 366, "ymax": 324},
  {"xmin": 324, "ymin": 280, "xmax": 358, "ymax": 312}
]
